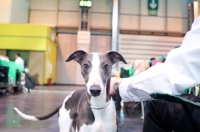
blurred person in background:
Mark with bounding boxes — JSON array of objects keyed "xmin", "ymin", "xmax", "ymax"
[
  {"xmin": 133, "ymin": 60, "xmax": 150, "ymax": 76},
  {"xmin": 15, "ymin": 53, "xmax": 24, "ymax": 70},
  {"xmin": 110, "ymin": 16, "xmax": 200, "ymax": 132}
]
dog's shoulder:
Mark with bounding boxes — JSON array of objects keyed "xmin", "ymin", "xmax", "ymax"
[
  {"xmin": 64, "ymin": 88, "xmax": 87, "ymax": 109},
  {"xmin": 71, "ymin": 88, "xmax": 87, "ymax": 101},
  {"xmin": 63, "ymin": 88, "xmax": 92, "ymax": 122}
]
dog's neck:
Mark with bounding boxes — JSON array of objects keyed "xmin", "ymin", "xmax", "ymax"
[{"xmin": 87, "ymin": 77, "xmax": 111, "ymax": 109}]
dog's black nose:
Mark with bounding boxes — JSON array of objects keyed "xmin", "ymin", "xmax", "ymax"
[{"xmin": 90, "ymin": 86, "xmax": 101, "ymax": 97}]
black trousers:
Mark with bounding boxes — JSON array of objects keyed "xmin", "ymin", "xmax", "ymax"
[{"xmin": 143, "ymin": 94, "xmax": 200, "ymax": 132}]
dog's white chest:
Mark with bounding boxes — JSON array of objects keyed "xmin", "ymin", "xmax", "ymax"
[
  {"xmin": 79, "ymin": 122, "xmax": 116, "ymax": 132},
  {"xmin": 79, "ymin": 100, "xmax": 117, "ymax": 132}
]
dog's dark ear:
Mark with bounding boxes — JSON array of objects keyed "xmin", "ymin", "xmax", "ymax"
[
  {"xmin": 106, "ymin": 51, "xmax": 127, "ymax": 64},
  {"xmin": 66, "ymin": 50, "xmax": 87, "ymax": 64}
]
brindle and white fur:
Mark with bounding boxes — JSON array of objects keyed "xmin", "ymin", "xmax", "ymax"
[{"xmin": 14, "ymin": 50, "xmax": 127, "ymax": 132}]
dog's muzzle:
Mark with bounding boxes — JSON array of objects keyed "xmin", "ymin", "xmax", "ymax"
[{"xmin": 90, "ymin": 85, "xmax": 101, "ymax": 97}]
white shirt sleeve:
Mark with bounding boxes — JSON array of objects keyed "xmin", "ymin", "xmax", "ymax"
[{"xmin": 119, "ymin": 16, "xmax": 200, "ymax": 102}]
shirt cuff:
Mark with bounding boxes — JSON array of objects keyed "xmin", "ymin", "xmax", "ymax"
[{"xmin": 119, "ymin": 77, "xmax": 134, "ymax": 102}]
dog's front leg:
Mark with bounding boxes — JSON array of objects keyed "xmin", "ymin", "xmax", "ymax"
[
  {"xmin": 58, "ymin": 92, "xmax": 75, "ymax": 132},
  {"xmin": 58, "ymin": 107, "xmax": 73, "ymax": 132}
]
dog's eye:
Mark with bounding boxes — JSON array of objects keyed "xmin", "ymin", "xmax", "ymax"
[
  {"xmin": 83, "ymin": 64, "xmax": 90, "ymax": 69},
  {"xmin": 103, "ymin": 64, "xmax": 109, "ymax": 70}
]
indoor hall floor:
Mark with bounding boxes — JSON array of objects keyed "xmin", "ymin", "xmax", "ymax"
[{"xmin": 0, "ymin": 85, "xmax": 143, "ymax": 132}]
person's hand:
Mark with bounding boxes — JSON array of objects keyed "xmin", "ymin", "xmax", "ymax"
[{"xmin": 109, "ymin": 77, "xmax": 121, "ymax": 95}]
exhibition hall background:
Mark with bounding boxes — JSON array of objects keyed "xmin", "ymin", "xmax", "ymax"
[{"xmin": 0, "ymin": 0, "xmax": 199, "ymax": 85}]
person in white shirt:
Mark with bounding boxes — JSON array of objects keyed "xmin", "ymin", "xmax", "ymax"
[
  {"xmin": 15, "ymin": 53, "xmax": 24, "ymax": 70},
  {"xmin": 110, "ymin": 16, "xmax": 200, "ymax": 131}
]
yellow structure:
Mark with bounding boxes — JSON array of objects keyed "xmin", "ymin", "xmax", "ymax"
[{"xmin": 0, "ymin": 24, "xmax": 57, "ymax": 84}]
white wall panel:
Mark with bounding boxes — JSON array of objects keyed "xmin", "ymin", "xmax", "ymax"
[
  {"xmin": 91, "ymin": 0, "xmax": 112, "ymax": 13},
  {"xmin": 57, "ymin": 12, "xmax": 79, "ymax": 27},
  {"xmin": 140, "ymin": 0, "xmax": 150, "ymax": 15},
  {"xmin": 0, "ymin": 0, "xmax": 12, "ymax": 23},
  {"xmin": 90, "ymin": 36, "xmax": 111, "ymax": 52},
  {"xmin": 30, "ymin": 0, "xmax": 58, "ymax": 10},
  {"xmin": 90, "ymin": 0, "xmax": 112, "ymax": 29},
  {"xmin": 120, "ymin": 0, "xmax": 139, "ymax": 14},
  {"xmin": 119, "ymin": 0, "xmax": 188, "ymax": 32},
  {"xmin": 91, "ymin": 13, "xmax": 112, "ymax": 29},
  {"xmin": 56, "ymin": 34, "xmax": 79, "ymax": 84},
  {"xmin": 120, "ymin": 15, "xmax": 139, "ymax": 30},
  {"xmin": 167, "ymin": 18, "xmax": 188, "ymax": 32},
  {"xmin": 167, "ymin": 0, "xmax": 188, "ymax": 17},
  {"xmin": 157, "ymin": 0, "xmax": 166, "ymax": 16},
  {"xmin": 29, "ymin": 11, "xmax": 57, "ymax": 26},
  {"xmin": 59, "ymin": 0, "xmax": 79, "ymax": 11},
  {"xmin": 10, "ymin": 0, "xmax": 29, "ymax": 24},
  {"xmin": 140, "ymin": 17, "xmax": 165, "ymax": 31}
]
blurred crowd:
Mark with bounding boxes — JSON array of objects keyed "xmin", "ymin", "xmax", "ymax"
[{"xmin": 112, "ymin": 55, "xmax": 166, "ymax": 78}]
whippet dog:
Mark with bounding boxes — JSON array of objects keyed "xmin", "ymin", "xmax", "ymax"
[{"xmin": 14, "ymin": 50, "xmax": 127, "ymax": 132}]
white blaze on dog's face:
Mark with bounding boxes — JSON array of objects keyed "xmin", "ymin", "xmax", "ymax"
[
  {"xmin": 86, "ymin": 53, "xmax": 103, "ymax": 95},
  {"xmin": 83, "ymin": 53, "xmax": 112, "ymax": 97},
  {"xmin": 66, "ymin": 50, "xmax": 127, "ymax": 98}
]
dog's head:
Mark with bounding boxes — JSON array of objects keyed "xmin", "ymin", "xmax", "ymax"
[{"xmin": 66, "ymin": 50, "xmax": 127, "ymax": 98}]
